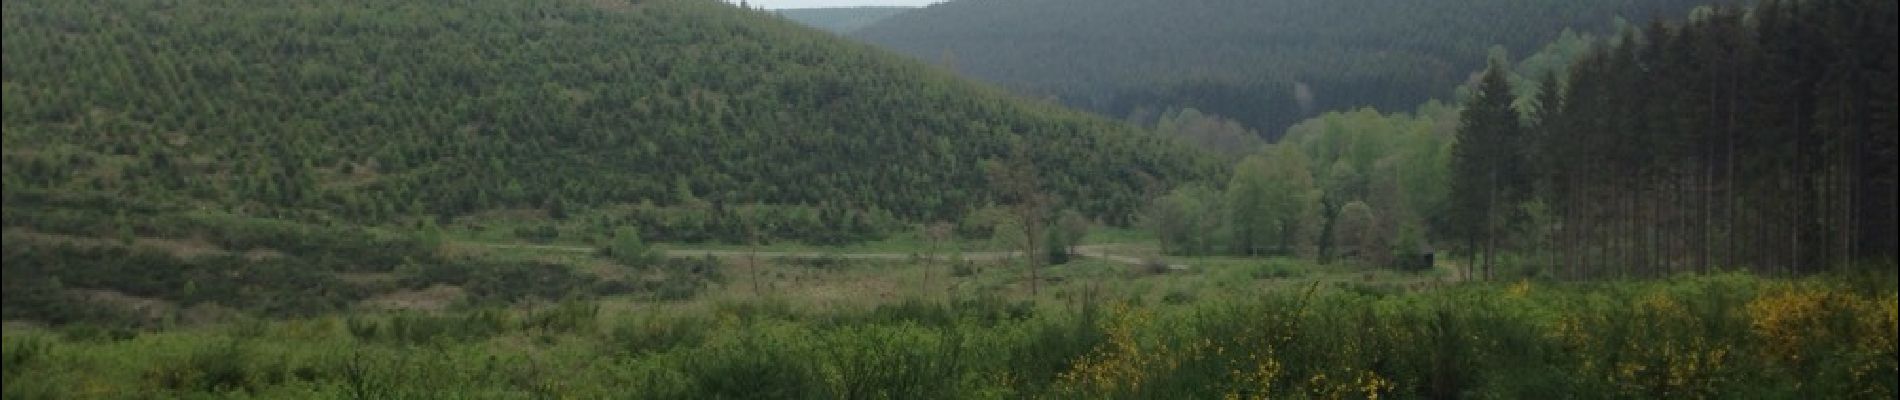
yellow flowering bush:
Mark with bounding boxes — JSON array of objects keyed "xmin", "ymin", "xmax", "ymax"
[
  {"xmin": 1057, "ymin": 304, "xmax": 1161, "ymax": 396},
  {"xmin": 1748, "ymin": 284, "xmax": 1837, "ymax": 366}
]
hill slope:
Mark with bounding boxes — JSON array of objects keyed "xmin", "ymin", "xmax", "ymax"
[
  {"xmin": 852, "ymin": 0, "xmax": 1717, "ymax": 139},
  {"xmin": 0, "ymin": 0, "xmax": 1213, "ymax": 232},
  {"xmin": 777, "ymin": 6, "xmax": 912, "ymax": 34},
  {"xmin": 0, "ymin": 0, "xmax": 1216, "ymax": 325}
]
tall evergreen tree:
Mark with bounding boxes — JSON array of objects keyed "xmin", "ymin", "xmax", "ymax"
[{"xmin": 1449, "ymin": 61, "xmax": 1529, "ymax": 281}]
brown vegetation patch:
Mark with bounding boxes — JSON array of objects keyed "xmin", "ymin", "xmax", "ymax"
[
  {"xmin": 363, "ymin": 284, "xmax": 467, "ymax": 312},
  {"xmin": 242, "ymin": 248, "xmax": 285, "ymax": 261},
  {"xmin": 0, "ymin": 320, "xmax": 44, "ymax": 331},
  {"xmin": 4, "ymin": 228, "xmax": 234, "ymax": 260},
  {"xmin": 460, "ymin": 208, "xmax": 549, "ymax": 222},
  {"xmin": 559, "ymin": 256, "xmax": 631, "ymax": 281},
  {"xmin": 334, "ymin": 272, "xmax": 400, "ymax": 286},
  {"xmin": 768, "ymin": 269, "xmax": 901, "ymax": 310},
  {"xmin": 438, "ymin": 241, "xmax": 496, "ymax": 259},
  {"xmin": 65, "ymin": 288, "xmax": 175, "ymax": 322},
  {"xmin": 136, "ymin": 237, "xmax": 224, "ymax": 259},
  {"xmin": 178, "ymin": 303, "xmax": 240, "ymax": 326}
]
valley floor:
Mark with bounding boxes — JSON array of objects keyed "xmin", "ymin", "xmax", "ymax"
[{"xmin": 4, "ymin": 238, "xmax": 1893, "ymax": 398}]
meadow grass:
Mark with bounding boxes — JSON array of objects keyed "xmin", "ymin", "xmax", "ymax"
[{"xmin": 5, "ymin": 268, "xmax": 1893, "ymax": 399}]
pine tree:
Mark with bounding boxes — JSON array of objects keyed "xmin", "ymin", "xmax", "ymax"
[{"xmin": 1449, "ymin": 61, "xmax": 1528, "ymax": 281}]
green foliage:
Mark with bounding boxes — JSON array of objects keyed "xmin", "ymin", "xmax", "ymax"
[
  {"xmin": 1159, "ymin": 289, "xmax": 1197, "ymax": 305},
  {"xmin": 989, "ymin": 219, "xmax": 1028, "ymax": 256},
  {"xmin": 1248, "ymin": 259, "xmax": 1309, "ymax": 280},
  {"xmin": 1044, "ymin": 231, "xmax": 1074, "ymax": 266},
  {"xmin": 1225, "ymin": 147, "xmax": 1320, "ymax": 256},
  {"xmin": 594, "ymin": 203, "xmax": 902, "ymax": 246},
  {"xmin": 2, "ymin": 240, "xmax": 366, "ymax": 323},
  {"xmin": 1152, "ymin": 145, "xmax": 1321, "ymax": 257},
  {"xmin": 949, "ymin": 262, "xmax": 979, "ymax": 278},
  {"xmin": 956, "ymin": 206, "xmax": 1014, "ymax": 240},
  {"xmin": 512, "ymin": 224, "xmax": 561, "ymax": 244},
  {"xmin": 649, "ymin": 257, "xmax": 726, "ymax": 302},
  {"xmin": 1453, "ymin": 28, "xmax": 1610, "ymax": 111},
  {"xmin": 147, "ymin": 339, "xmax": 251, "ymax": 393},
  {"xmin": 523, "ymin": 301, "xmax": 600, "ymax": 335},
  {"xmin": 399, "ymin": 260, "xmax": 611, "ymax": 306},
  {"xmin": 346, "ymin": 310, "xmax": 513, "ymax": 345},
  {"xmin": 1283, "ymin": 105, "xmax": 1456, "ymax": 264},
  {"xmin": 1146, "ymin": 184, "xmax": 1226, "ymax": 256},
  {"xmin": 0, "ymin": 333, "xmax": 54, "ymax": 379},
  {"xmin": 1044, "ymin": 210, "xmax": 1091, "ymax": 265},
  {"xmin": 1333, "ymin": 200, "xmax": 1388, "ymax": 266},
  {"xmin": 606, "ymin": 227, "xmax": 663, "ymax": 268}
]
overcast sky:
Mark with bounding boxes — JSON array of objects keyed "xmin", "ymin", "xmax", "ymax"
[{"xmin": 734, "ymin": 0, "xmax": 944, "ymax": 9}]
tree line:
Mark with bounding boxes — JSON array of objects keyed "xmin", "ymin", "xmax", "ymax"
[{"xmin": 1146, "ymin": 104, "xmax": 1454, "ymax": 269}]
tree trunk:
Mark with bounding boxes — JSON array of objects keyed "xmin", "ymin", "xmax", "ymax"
[{"xmin": 1484, "ymin": 173, "xmax": 1498, "ymax": 282}]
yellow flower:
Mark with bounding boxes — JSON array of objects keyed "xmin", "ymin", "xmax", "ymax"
[
  {"xmin": 1747, "ymin": 284, "xmax": 1834, "ymax": 365},
  {"xmin": 1508, "ymin": 279, "xmax": 1532, "ymax": 298}
]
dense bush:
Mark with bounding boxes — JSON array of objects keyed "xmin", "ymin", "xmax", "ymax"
[
  {"xmin": 589, "ymin": 203, "xmax": 903, "ymax": 245},
  {"xmin": 1, "ymin": 216, "xmax": 611, "ymax": 326},
  {"xmin": 3, "ymin": 201, "xmax": 441, "ymax": 272},
  {"xmin": 644, "ymin": 256, "xmax": 728, "ymax": 302},
  {"xmin": 1, "ymin": 241, "xmax": 365, "ymax": 323},
  {"xmin": 399, "ymin": 260, "xmax": 610, "ymax": 306}
]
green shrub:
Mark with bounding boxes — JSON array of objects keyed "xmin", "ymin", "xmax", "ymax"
[
  {"xmin": 609, "ymin": 314, "xmax": 714, "ymax": 356},
  {"xmin": 1160, "ymin": 289, "xmax": 1197, "ymax": 304},
  {"xmin": 1, "ymin": 334, "xmax": 55, "ymax": 379},
  {"xmin": 949, "ymin": 261, "xmax": 978, "ymax": 277},
  {"xmin": 348, "ymin": 310, "xmax": 513, "ymax": 345},
  {"xmin": 513, "ymin": 224, "xmax": 560, "ymax": 243},
  {"xmin": 603, "ymin": 226, "xmax": 663, "ymax": 268},
  {"xmin": 782, "ymin": 254, "xmax": 853, "ymax": 270},
  {"xmin": 402, "ymin": 260, "xmax": 598, "ymax": 305},
  {"xmin": 1249, "ymin": 259, "xmax": 1306, "ymax": 279},
  {"xmin": 149, "ymin": 339, "xmax": 250, "ymax": 393},
  {"xmin": 524, "ymin": 301, "xmax": 598, "ymax": 335}
]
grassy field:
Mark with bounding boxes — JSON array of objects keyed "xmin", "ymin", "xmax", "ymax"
[{"xmin": 4, "ymin": 236, "xmax": 1894, "ymax": 398}]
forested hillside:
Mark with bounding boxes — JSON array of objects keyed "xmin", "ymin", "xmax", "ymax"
[
  {"xmin": 0, "ymin": 0, "xmax": 1214, "ymax": 235},
  {"xmin": 0, "ymin": 0, "xmax": 1217, "ymax": 325},
  {"xmin": 852, "ymin": 0, "xmax": 1719, "ymax": 139},
  {"xmin": 776, "ymin": 6, "xmax": 911, "ymax": 34}
]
